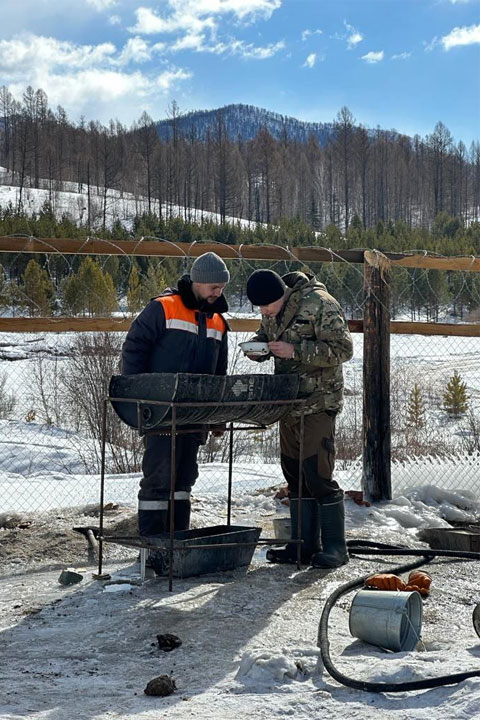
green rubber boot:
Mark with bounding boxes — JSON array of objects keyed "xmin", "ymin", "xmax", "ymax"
[{"xmin": 311, "ymin": 492, "xmax": 349, "ymax": 569}]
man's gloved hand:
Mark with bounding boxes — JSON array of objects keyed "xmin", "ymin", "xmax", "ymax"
[
  {"xmin": 365, "ymin": 573, "xmax": 406, "ymax": 591},
  {"xmin": 404, "ymin": 570, "xmax": 432, "ymax": 596}
]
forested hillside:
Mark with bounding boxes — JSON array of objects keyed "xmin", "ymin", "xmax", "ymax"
[{"xmin": 1, "ymin": 86, "xmax": 479, "ymax": 232}]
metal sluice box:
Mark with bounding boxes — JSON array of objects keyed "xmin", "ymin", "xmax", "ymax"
[
  {"xmin": 145, "ymin": 524, "xmax": 262, "ymax": 578},
  {"xmin": 109, "ymin": 372, "xmax": 305, "ymax": 430}
]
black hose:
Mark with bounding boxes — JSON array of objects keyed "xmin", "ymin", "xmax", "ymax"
[{"xmin": 318, "ymin": 543, "xmax": 480, "ymax": 693}]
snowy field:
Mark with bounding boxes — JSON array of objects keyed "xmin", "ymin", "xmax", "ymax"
[
  {"xmin": 1, "ymin": 479, "xmax": 480, "ymax": 720},
  {"xmin": 1, "ymin": 330, "xmax": 480, "ymax": 717},
  {"xmin": 0, "ymin": 176, "xmax": 257, "ymax": 231}
]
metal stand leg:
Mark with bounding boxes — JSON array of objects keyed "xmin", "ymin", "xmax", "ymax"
[
  {"xmin": 227, "ymin": 422, "xmax": 234, "ymax": 526},
  {"xmin": 297, "ymin": 406, "xmax": 305, "ymax": 569},
  {"xmin": 140, "ymin": 547, "xmax": 147, "ymax": 583},
  {"xmin": 97, "ymin": 398, "xmax": 107, "ymax": 578},
  {"xmin": 168, "ymin": 406, "xmax": 177, "ymax": 592}
]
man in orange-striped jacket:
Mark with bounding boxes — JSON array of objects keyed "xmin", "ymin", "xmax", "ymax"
[{"xmin": 122, "ymin": 252, "xmax": 230, "ymax": 537}]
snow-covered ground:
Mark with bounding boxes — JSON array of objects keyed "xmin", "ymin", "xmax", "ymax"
[
  {"xmin": 1, "ymin": 479, "xmax": 480, "ymax": 720},
  {"xmin": 2, "ymin": 331, "xmax": 480, "ymax": 718}
]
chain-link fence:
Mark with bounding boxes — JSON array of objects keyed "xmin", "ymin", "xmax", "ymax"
[{"xmin": 1, "ymin": 247, "xmax": 480, "ymax": 514}]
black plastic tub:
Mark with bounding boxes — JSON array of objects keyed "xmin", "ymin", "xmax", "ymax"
[
  {"xmin": 146, "ymin": 524, "xmax": 262, "ymax": 578},
  {"xmin": 109, "ymin": 372, "xmax": 303, "ymax": 430}
]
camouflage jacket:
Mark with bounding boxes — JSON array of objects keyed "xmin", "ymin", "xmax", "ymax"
[{"xmin": 251, "ymin": 272, "xmax": 353, "ymax": 414}]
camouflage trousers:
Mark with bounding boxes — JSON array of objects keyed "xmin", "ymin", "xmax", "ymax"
[{"xmin": 279, "ymin": 410, "xmax": 342, "ymax": 501}]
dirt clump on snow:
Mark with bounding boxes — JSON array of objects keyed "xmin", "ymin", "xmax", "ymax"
[{"xmin": 144, "ymin": 675, "xmax": 177, "ymax": 697}]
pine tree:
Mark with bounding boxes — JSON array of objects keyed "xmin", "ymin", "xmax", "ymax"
[
  {"xmin": 62, "ymin": 257, "xmax": 117, "ymax": 316},
  {"xmin": 126, "ymin": 263, "xmax": 143, "ymax": 315},
  {"xmin": 140, "ymin": 261, "xmax": 167, "ymax": 305},
  {"xmin": 406, "ymin": 384, "xmax": 425, "ymax": 428},
  {"xmin": 443, "ymin": 370, "xmax": 469, "ymax": 417},
  {"xmin": 21, "ymin": 259, "xmax": 54, "ymax": 316}
]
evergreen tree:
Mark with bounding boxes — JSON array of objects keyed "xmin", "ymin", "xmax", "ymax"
[
  {"xmin": 20, "ymin": 259, "xmax": 54, "ymax": 316},
  {"xmin": 126, "ymin": 263, "xmax": 143, "ymax": 314},
  {"xmin": 0, "ymin": 265, "xmax": 10, "ymax": 309},
  {"xmin": 139, "ymin": 261, "xmax": 167, "ymax": 305},
  {"xmin": 406, "ymin": 384, "xmax": 425, "ymax": 428},
  {"xmin": 62, "ymin": 257, "xmax": 117, "ymax": 316},
  {"xmin": 443, "ymin": 370, "xmax": 469, "ymax": 417}
]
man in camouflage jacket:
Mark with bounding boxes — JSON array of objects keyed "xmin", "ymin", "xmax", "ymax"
[{"xmin": 245, "ymin": 269, "xmax": 353, "ymax": 568}]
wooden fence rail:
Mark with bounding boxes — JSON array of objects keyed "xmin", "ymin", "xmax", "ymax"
[{"xmin": 1, "ymin": 236, "xmax": 480, "ymax": 271}]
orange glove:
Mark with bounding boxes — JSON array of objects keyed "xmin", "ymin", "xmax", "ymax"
[
  {"xmin": 404, "ymin": 570, "xmax": 432, "ymax": 596},
  {"xmin": 365, "ymin": 573, "xmax": 406, "ymax": 591}
]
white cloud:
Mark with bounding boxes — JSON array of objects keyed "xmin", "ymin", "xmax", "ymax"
[
  {"xmin": 0, "ymin": 35, "xmax": 116, "ymax": 78},
  {"xmin": 85, "ymin": 0, "xmax": 117, "ymax": 10},
  {"xmin": 301, "ymin": 29, "xmax": 323, "ymax": 42},
  {"xmin": 212, "ymin": 38, "xmax": 285, "ymax": 58},
  {"xmin": 361, "ymin": 50, "xmax": 384, "ymax": 63},
  {"xmin": 391, "ymin": 51, "xmax": 412, "ymax": 60},
  {"xmin": 345, "ymin": 21, "xmax": 363, "ymax": 49},
  {"xmin": 129, "ymin": 6, "xmax": 215, "ymax": 35},
  {"xmin": 448, "ymin": 0, "xmax": 471, "ymax": 4},
  {"xmin": 442, "ymin": 24, "xmax": 480, "ymax": 50},
  {"xmin": 0, "ymin": 34, "xmax": 191, "ymax": 124},
  {"xmin": 424, "ymin": 36, "xmax": 439, "ymax": 52},
  {"xmin": 156, "ymin": 67, "xmax": 192, "ymax": 89},
  {"xmin": 303, "ymin": 52, "xmax": 316, "ymax": 68},
  {"xmin": 108, "ymin": 15, "xmax": 122, "ymax": 26},
  {"xmin": 171, "ymin": 33, "xmax": 207, "ymax": 51},
  {"xmin": 116, "ymin": 37, "xmax": 152, "ymax": 65},
  {"xmin": 129, "ymin": 0, "xmax": 281, "ymax": 35}
]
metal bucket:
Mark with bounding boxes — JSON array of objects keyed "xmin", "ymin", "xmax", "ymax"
[
  {"xmin": 349, "ymin": 589, "xmax": 423, "ymax": 652},
  {"xmin": 272, "ymin": 516, "xmax": 291, "ymax": 540}
]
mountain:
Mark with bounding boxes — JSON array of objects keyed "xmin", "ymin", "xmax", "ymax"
[{"xmin": 156, "ymin": 103, "xmax": 336, "ymax": 145}]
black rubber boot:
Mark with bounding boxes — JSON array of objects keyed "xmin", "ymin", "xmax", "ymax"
[
  {"xmin": 138, "ymin": 498, "xmax": 191, "ymax": 535},
  {"xmin": 145, "ymin": 500, "xmax": 191, "ymax": 575},
  {"xmin": 266, "ymin": 498, "xmax": 320, "ymax": 564},
  {"xmin": 138, "ymin": 508, "xmax": 168, "ymax": 536},
  {"xmin": 310, "ymin": 492, "xmax": 349, "ymax": 568},
  {"xmin": 170, "ymin": 499, "xmax": 191, "ymax": 531}
]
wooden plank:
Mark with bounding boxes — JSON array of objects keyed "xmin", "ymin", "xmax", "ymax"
[
  {"xmin": 390, "ymin": 255, "xmax": 480, "ymax": 272},
  {"xmin": 0, "ymin": 236, "xmax": 364, "ymax": 263},
  {"xmin": 0, "ymin": 316, "xmax": 478, "ymax": 335},
  {"xmin": 3, "ymin": 235, "xmax": 480, "ymax": 270},
  {"xmin": 389, "ymin": 321, "xmax": 480, "ymax": 336},
  {"xmin": 363, "ymin": 250, "xmax": 392, "ymax": 501}
]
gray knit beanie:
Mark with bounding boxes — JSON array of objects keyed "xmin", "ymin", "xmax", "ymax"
[{"xmin": 190, "ymin": 252, "xmax": 230, "ymax": 284}]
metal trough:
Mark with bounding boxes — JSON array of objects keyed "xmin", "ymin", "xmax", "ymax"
[
  {"xmin": 144, "ymin": 524, "xmax": 262, "ymax": 578},
  {"xmin": 109, "ymin": 372, "xmax": 304, "ymax": 430}
]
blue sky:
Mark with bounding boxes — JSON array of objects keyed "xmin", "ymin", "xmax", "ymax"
[{"xmin": 1, "ymin": 0, "xmax": 479, "ymax": 145}]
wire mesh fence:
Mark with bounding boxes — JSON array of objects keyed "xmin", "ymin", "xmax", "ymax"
[{"xmin": 1, "ymin": 247, "xmax": 480, "ymax": 514}]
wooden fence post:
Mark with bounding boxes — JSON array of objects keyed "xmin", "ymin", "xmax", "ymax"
[{"xmin": 363, "ymin": 250, "xmax": 391, "ymax": 501}]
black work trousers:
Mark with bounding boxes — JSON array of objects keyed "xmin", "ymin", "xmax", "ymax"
[
  {"xmin": 279, "ymin": 411, "xmax": 341, "ymax": 501},
  {"xmin": 139, "ymin": 433, "xmax": 201, "ymax": 502}
]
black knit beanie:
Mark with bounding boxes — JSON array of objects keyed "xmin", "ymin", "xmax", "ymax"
[{"xmin": 246, "ymin": 270, "xmax": 286, "ymax": 306}]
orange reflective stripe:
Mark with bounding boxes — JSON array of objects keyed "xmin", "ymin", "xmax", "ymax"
[
  {"xmin": 156, "ymin": 294, "xmax": 226, "ymax": 336},
  {"xmin": 156, "ymin": 294, "xmax": 196, "ymax": 323},
  {"xmin": 207, "ymin": 313, "xmax": 227, "ymax": 334}
]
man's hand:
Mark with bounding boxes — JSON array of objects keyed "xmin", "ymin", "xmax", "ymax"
[{"xmin": 268, "ymin": 341, "xmax": 295, "ymax": 359}]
